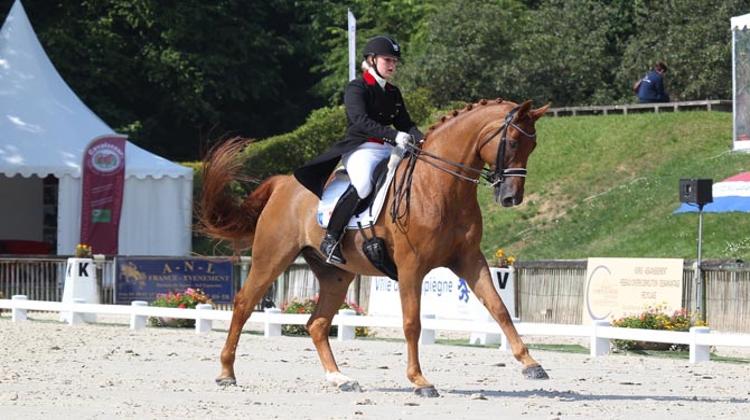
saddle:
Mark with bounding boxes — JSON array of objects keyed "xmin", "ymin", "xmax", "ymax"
[{"xmin": 317, "ymin": 158, "xmax": 399, "ymax": 280}]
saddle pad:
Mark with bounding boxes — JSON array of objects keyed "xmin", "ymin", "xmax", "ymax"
[{"xmin": 317, "ymin": 167, "xmax": 396, "ymax": 229}]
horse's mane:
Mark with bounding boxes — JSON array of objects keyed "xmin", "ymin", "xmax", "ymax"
[{"xmin": 423, "ymin": 98, "xmax": 505, "ymax": 140}]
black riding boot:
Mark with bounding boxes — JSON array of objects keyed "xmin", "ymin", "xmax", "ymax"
[{"xmin": 320, "ymin": 184, "xmax": 361, "ymax": 264}]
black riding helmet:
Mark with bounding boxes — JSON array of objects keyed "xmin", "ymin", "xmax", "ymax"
[{"xmin": 363, "ymin": 35, "xmax": 401, "ymax": 59}]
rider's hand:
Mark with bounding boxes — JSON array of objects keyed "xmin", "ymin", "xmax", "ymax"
[{"xmin": 395, "ymin": 131, "xmax": 414, "ymax": 147}]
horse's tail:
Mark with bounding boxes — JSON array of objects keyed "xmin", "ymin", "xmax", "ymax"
[{"xmin": 198, "ymin": 138, "xmax": 278, "ymax": 250}]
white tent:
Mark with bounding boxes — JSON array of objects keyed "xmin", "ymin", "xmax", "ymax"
[{"xmin": 0, "ymin": 0, "xmax": 193, "ymax": 255}]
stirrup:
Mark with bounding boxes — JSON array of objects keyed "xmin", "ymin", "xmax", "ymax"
[{"xmin": 320, "ymin": 234, "xmax": 346, "ymax": 265}]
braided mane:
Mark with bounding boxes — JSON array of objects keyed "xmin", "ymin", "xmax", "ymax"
[{"xmin": 423, "ymin": 98, "xmax": 504, "ymax": 140}]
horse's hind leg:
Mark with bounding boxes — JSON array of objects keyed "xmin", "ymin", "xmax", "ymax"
[
  {"xmin": 216, "ymin": 247, "xmax": 298, "ymax": 387},
  {"xmin": 303, "ymin": 253, "xmax": 360, "ymax": 391}
]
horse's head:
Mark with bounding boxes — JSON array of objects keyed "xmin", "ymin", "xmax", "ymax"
[{"xmin": 478, "ymin": 100, "xmax": 550, "ymax": 207}]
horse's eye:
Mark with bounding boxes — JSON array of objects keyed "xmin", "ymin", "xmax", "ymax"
[{"xmin": 508, "ymin": 140, "xmax": 519, "ymax": 150}]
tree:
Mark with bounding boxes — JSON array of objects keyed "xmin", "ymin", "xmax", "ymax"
[
  {"xmin": 4, "ymin": 0, "xmax": 328, "ymax": 160},
  {"xmin": 310, "ymin": 0, "xmax": 439, "ymax": 105},
  {"xmin": 397, "ymin": 0, "xmax": 529, "ymax": 106},
  {"xmin": 617, "ymin": 0, "xmax": 750, "ymax": 102}
]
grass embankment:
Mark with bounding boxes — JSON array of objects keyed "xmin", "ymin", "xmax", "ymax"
[{"xmin": 479, "ymin": 111, "xmax": 750, "ymax": 261}]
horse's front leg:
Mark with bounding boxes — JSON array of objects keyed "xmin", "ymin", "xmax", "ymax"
[
  {"xmin": 468, "ymin": 265, "xmax": 549, "ymax": 379},
  {"xmin": 399, "ymin": 279, "xmax": 440, "ymax": 397}
]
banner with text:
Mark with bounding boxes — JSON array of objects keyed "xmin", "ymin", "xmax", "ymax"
[
  {"xmin": 368, "ymin": 267, "xmax": 516, "ymax": 320},
  {"xmin": 582, "ymin": 257, "xmax": 683, "ymax": 325},
  {"xmin": 80, "ymin": 135, "xmax": 126, "ymax": 255},
  {"xmin": 114, "ymin": 257, "xmax": 234, "ymax": 305}
]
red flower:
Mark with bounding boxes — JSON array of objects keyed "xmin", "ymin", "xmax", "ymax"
[{"xmin": 178, "ymin": 303, "xmax": 186, "ymax": 308}]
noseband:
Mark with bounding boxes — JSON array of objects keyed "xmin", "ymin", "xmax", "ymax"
[{"xmin": 478, "ymin": 106, "xmax": 537, "ymax": 187}]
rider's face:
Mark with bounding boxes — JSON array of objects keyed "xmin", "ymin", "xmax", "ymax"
[{"xmin": 374, "ymin": 55, "xmax": 398, "ymax": 79}]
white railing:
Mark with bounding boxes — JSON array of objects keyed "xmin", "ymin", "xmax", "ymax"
[{"xmin": 2, "ymin": 295, "xmax": 749, "ymax": 364}]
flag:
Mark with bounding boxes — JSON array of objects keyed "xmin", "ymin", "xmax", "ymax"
[
  {"xmin": 80, "ymin": 135, "xmax": 126, "ymax": 254},
  {"xmin": 348, "ymin": 9, "xmax": 356, "ymax": 81}
]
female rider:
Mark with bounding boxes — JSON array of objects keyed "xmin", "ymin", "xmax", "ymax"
[{"xmin": 293, "ymin": 35, "xmax": 424, "ymax": 264}]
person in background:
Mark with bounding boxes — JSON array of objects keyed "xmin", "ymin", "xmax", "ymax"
[
  {"xmin": 637, "ymin": 62, "xmax": 670, "ymax": 103},
  {"xmin": 293, "ymin": 35, "xmax": 423, "ymax": 265}
]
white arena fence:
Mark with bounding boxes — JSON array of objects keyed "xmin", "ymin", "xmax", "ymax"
[{"xmin": 2, "ymin": 295, "xmax": 749, "ymax": 364}]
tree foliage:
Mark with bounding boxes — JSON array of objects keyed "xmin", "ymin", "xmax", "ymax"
[{"xmin": 2, "ymin": 0, "xmax": 749, "ymax": 161}]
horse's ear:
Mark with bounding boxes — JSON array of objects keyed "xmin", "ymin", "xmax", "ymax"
[
  {"xmin": 529, "ymin": 102, "xmax": 552, "ymax": 121},
  {"xmin": 518, "ymin": 100, "xmax": 534, "ymax": 115}
]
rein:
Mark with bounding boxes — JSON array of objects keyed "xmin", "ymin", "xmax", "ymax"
[{"xmin": 389, "ymin": 105, "xmax": 536, "ymax": 223}]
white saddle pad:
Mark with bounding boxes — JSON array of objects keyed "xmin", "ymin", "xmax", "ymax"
[{"xmin": 317, "ymin": 167, "xmax": 396, "ymax": 229}]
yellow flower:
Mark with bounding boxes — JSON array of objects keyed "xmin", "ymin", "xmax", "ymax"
[
  {"xmin": 494, "ymin": 249, "xmax": 505, "ymax": 258},
  {"xmin": 506, "ymin": 256, "xmax": 516, "ymax": 265}
]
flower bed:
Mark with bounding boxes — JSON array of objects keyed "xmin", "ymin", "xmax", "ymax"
[
  {"xmin": 611, "ymin": 304, "xmax": 707, "ymax": 351},
  {"xmin": 280, "ymin": 295, "xmax": 370, "ymax": 337}
]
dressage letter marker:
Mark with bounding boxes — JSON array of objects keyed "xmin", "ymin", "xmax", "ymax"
[{"xmin": 60, "ymin": 257, "xmax": 99, "ymax": 323}]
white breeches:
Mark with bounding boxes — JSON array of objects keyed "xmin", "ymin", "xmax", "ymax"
[{"xmin": 342, "ymin": 142, "xmax": 393, "ymax": 198}]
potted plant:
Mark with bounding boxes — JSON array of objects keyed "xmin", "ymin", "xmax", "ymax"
[
  {"xmin": 149, "ymin": 288, "xmax": 213, "ymax": 328},
  {"xmin": 492, "ymin": 248, "xmax": 515, "ymax": 268},
  {"xmin": 74, "ymin": 244, "xmax": 92, "ymax": 258}
]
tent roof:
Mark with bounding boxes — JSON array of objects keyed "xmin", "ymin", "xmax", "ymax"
[
  {"xmin": 0, "ymin": 0, "xmax": 191, "ymax": 180},
  {"xmin": 732, "ymin": 13, "xmax": 750, "ymax": 30}
]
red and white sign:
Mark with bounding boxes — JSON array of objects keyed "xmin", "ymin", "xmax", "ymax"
[{"xmin": 80, "ymin": 135, "xmax": 126, "ymax": 255}]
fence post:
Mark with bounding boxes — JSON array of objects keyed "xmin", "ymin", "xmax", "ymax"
[
  {"xmin": 11, "ymin": 295, "xmax": 28, "ymax": 322},
  {"xmin": 419, "ymin": 314, "xmax": 435, "ymax": 345},
  {"xmin": 195, "ymin": 304, "xmax": 213, "ymax": 334},
  {"xmin": 264, "ymin": 308, "xmax": 282, "ymax": 337},
  {"xmin": 590, "ymin": 320, "xmax": 611, "ymax": 357},
  {"xmin": 130, "ymin": 300, "xmax": 148, "ymax": 329},
  {"xmin": 337, "ymin": 309, "xmax": 356, "ymax": 341},
  {"xmin": 469, "ymin": 313, "xmax": 503, "ymax": 346},
  {"xmin": 689, "ymin": 326, "xmax": 711, "ymax": 363}
]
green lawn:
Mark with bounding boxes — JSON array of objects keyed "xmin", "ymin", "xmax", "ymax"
[{"xmin": 479, "ymin": 111, "xmax": 750, "ymax": 262}]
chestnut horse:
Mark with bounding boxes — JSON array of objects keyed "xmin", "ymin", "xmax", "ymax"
[{"xmin": 200, "ymin": 98, "xmax": 551, "ymax": 397}]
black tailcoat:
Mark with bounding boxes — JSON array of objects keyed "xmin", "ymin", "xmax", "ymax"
[{"xmin": 293, "ymin": 71, "xmax": 423, "ymax": 198}]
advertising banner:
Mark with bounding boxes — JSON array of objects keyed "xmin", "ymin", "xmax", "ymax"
[
  {"xmin": 582, "ymin": 258, "xmax": 683, "ymax": 325},
  {"xmin": 80, "ymin": 135, "xmax": 126, "ymax": 254},
  {"xmin": 368, "ymin": 267, "xmax": 516, "ymax": 320},
  {"xmin": 115, "ymin": 257, "xmax": 234, "ymax": 305}
]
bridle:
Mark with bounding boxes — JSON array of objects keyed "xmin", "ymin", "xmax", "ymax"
[
  {"xmin": 390, "ymin": 105, "xmax": 536, "ymax": 222},
  {"xmin": 404, "ymin": 105, "xmax": 536, "ymax": 187},
  {"xmin": 477, "ymin": 105, "xmax": 537, "ymax": 187}
]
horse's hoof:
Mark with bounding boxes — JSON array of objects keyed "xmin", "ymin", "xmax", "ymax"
[
  {"xmin": 338, "ymin": 380, "xmax": 362, "ymax": 392},
  {"xmin": 414, "ymin": 386, "xmax": 440, "ymax": 398},
  {"xmin": 215, "ymin": 377, "xmax": 237, "ymax": 387},
  {"xmin": 522, "ymin": 365, "xmax": 549, "ymax": 380}
]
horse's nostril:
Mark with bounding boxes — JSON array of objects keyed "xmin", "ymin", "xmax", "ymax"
[{"xmin": 502, "ymin": 197, "xmax": 515, "ymax": 207}]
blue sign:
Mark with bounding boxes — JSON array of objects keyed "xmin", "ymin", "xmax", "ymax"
[{"xmin": 114, "ymin": 257, "xmax": 234, "ymax": 304}]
